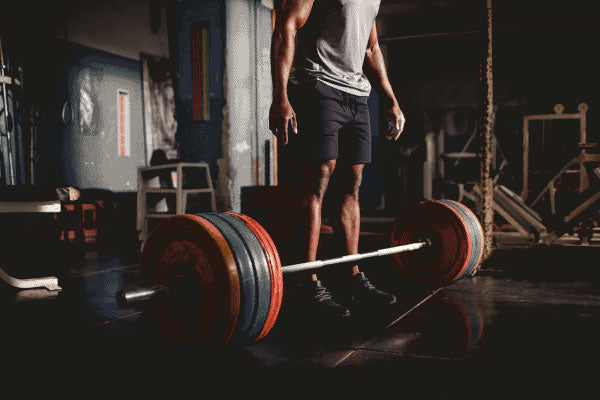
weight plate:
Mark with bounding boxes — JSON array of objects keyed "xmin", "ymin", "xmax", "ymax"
[
  {"xmin": 443, "ymin": 200, "xmax": 483, "ymax": 280},
  {"xmin": 441, "ymin": 200, "xmax": 484, "ymax": 279},
  {"xmin": 238, "ymin": 214, "xmax": 283, "ymax": 343},
  {"xmin": 212, "ymin": 213, "xmax": 272, "ymax": 345},
  {"xmin": 391, "ymin": 201, "xmax": 471, "ymax": 286},
  {"xmin": 227, "ymin": 212, "xmax": 283, "ymax": 343},
  {"xmin": 140, "ymin": 215, "xmax": 240, "ymax": 346},
  {"xmin": 199, "ymin": 213, "xmax": 259, "ymax": 347},
  {"xmin": 438, "ymin": 200, "xmax": 477, "ymax": 281},
  {"xmin": 429, "ymin": 200, "xmax": 473, "ymax": 284}
]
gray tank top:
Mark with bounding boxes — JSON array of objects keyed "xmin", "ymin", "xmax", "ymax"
[{"xmin": 290, "ymin": 0, "xmax": 381, "ymax": 97}]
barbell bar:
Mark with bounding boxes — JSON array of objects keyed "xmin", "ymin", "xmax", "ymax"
[
  {"xmin": 117, "ymin": 240, "xmax": 429, "ymax": 306},
  {"xmin": 117, "ymin": 285, "xmax": 169, "ymax": 307},
  {"xmin": 274, "ymin": 240, "xmax": 429, "ymax": 274},
  {"xmin": 117, "ymin": 200, "xmax": 484, "ymax": 348}
]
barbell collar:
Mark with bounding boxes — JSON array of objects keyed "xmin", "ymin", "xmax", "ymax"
[
  {"xmin": 117, "ymin": 285, "xmax": 169, "ymax": 308},
  {"xmin": 281, "ymin": 241, "xmax": 429, "ymax": 274}
]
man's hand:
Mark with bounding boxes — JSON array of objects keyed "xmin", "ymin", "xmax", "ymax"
[
  {"xmin": 363, "ymin": 21, "xmax": 406, "ymax": 141},
  {"xmin": 269, "ymin": 99, "xmax": 298, "ymax": 145},
  {"xmin": 384, "ymin": 103, "xmax": 406, "ymax": 141}
]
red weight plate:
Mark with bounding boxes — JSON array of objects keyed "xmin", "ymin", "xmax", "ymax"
[
  {"xmin": 456, "ymin": 200, "xmax": 484, "ymax": 276},
  {"xmin": 391, "ymin": 201, "xmax": 471, "ymax": 286},
  {"xmin": 227, "ymin": 212, "xmax": 282, "ymax": 343},
  {"xmin": 437, "ymin": 200, "xmax": 476, "ymax": 283},
  {"xmin": 423, "ymin": 200, "xmax": 472, "ymax": 284},
  {"xmin": 444, "ymin": 200, "xmax": 484, "ymax": 279},
  {"xmin": 140, "ymin": 215, "xmax": 240, "ymax": 346}
]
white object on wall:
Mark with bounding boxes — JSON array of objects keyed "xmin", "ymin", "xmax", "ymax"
[
  {"xmin": 260, "ymin": 0, "xmax": 274, "ymax": 10},
  {"xmin": 118, "ymin": 90, "xmax": 131, "ymax": 157}
]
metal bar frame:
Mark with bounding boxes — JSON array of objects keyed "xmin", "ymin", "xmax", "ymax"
[
  {"xmin": 0, "ymin": 268, "xmax": 61, "ymax": 291},
  {"xmin": 0, "ymin": 200, "xmax": 63, "ymax": 291},
  {"xmin": 522, "ymin": 103, "xmax": 588, "ymax": 202}
]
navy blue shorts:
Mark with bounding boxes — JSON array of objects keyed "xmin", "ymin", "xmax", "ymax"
[{"xmin": 288, "ymin": 80, "xmax": 371, "ymax": 164}]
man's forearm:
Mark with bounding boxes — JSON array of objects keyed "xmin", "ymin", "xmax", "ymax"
[
  {"xmin": 271, "ymin": 23, "xmax": 296, "ymax": 102},
  {"xmin": 363, "ymin": 42, "xmax": 398, "ymax": 106}
]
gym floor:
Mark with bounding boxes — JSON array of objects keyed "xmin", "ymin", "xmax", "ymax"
[{"xmin": 2, "ymin": 237, "xmax": 599, "ymax": 395}]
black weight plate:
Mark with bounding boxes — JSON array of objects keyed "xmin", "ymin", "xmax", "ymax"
[
  {"xmin": 228, "ymin": 212, "xmax": 283, "ymax": 343},
  {"xmin": 211, "ymin": 213, "xmax": 271, "ymax": 345},
  {"xmin": 199, "ymin": 213, "xmax": 257, "ymax": 347}
]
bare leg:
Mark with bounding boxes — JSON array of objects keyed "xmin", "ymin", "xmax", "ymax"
[
  {"xmin": 336, "ymin": 164, "xmax": 364, "ymax": 276},
  {"xmin": 299, "ymin": 160, "xmax": 336, "ymax": 282},
  {"xmin": 332, "ymin": 163, "xmax": 396, "ymax": 307}
]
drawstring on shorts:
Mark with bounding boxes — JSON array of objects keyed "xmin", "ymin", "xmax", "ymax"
[{"xmin": 340, "ymin": 92, "xmax": 359, "ymax": 120}]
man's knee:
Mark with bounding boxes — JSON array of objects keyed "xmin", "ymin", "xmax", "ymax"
[
  {"xmin": 302, "ymin": 160, "xmax": 336, "ymax": 199},
  {"xmin": 342, "ymin": 164, "xmax": 364, "ymax": 199}
]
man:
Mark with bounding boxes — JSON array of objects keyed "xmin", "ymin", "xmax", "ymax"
[{"xmin": 269, "ymin": 0, "xmax": 406, "ymax": 318}]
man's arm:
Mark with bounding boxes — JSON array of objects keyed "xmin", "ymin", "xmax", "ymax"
[
  {"xmin": 363, "ymin": 21, "xmax": 406, "ymax": 140},
  {"xmin": 269, "ymin": 0, "xmax": 313, "ymax": 145}
]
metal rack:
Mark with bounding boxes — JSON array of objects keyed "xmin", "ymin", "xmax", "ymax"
[{"xmin": 136, "ymin": 162, "xmax": 216, "ymax": 242}]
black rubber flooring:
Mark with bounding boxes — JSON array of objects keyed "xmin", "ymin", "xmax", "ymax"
[{"xmin": 2, "ymin": 243, "xmax": 600, "ymax": 396}]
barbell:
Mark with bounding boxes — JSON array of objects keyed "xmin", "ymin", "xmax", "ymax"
[{"xmin": 117, "ymin": 199, "xmax": 484, "ymax": 348}]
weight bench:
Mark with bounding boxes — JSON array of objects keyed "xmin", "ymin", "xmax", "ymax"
[{"xmin": 0, "ymin": 188, "xmax": 65, "ymax": 292}]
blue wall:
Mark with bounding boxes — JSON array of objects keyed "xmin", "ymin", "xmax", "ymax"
[{"xmin": 41, "ymin": 41, "xmax": 145, "ymax": 191}]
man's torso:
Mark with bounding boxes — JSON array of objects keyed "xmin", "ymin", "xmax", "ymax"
[{"xmin": 290, "ymin": 0, "xmax": 381, "ymax": 97}]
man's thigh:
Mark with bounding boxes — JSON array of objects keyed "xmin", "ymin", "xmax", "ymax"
[
  {"xmin": 339, "ymin": 104, "xmax": 371, "ymax": 165},
  {"xmin": 289, "ymin": 82, "xmax": 346, "ymax": 162}
]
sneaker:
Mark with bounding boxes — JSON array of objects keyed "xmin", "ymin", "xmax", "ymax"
[
  {"xmin": 351, "ymin": 272, "xmax": 397, "ymax": 308},
  {"xmin": 304, "ymin": 280, "xmax": 351, "ymax": 319}
]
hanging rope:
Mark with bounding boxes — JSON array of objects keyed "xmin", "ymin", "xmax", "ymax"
[{"xmin": 476, "ymin": 0, "xmax": 495, "ymax": 266}]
